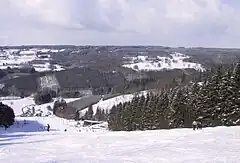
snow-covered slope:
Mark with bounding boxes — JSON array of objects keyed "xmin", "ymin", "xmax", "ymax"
[
  {"xmin": 1, "ymin": 97, "xmax": 81, "ymax": 117},
  {"xmin": 0, "ymin": 116, "xmax": 107, "ymax": 133},
  {"xmin": 1, "ymin": 91, "xmax": 240, "ymax": 162},
  {"xmin": 0, "ymin": 125, "xmax": 239, "ymax": 163},
  {"xmin": 1, "ymin": 96, "xmax": 107, "ymax": 133},
  {"xmin": 122, "ymin": 52, "xmax": 205, "ymax": 71},
  {"xmin": 79, "ymin": 91, "xmax": 148, "ymax": 116}
]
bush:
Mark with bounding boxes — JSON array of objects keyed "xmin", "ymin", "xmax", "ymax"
[
  {"xmin": 53, "ymin": 97, "xmax": 67, "ymax": 115},
  {"xmin": 0, "ymin": 102, "xmax": 15, "ymax": 129},
  {"xmin": 34, "ymin": 88, "xmax": 56, "ymax": 105}
]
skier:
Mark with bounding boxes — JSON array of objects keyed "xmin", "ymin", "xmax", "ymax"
[
  {"xmin": 47, "ymin": 124, "xmax": 50, "ymax": 132},
  {"xmin": 192, "ymin": 120, "xmax": 197, "ymax": 130}
]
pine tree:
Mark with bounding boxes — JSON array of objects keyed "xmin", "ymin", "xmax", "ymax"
[
  {"xmin": 0, "ymin": 102, "xmax": 15, "ymax": 129},
  {"xmin": 144, "ymin": 94, "xmax": 156, "ymax": 130},
  {"xmin": 122, "ymin": 102, "xmax": 133, "ymax": 131},
  {"xmin": 108, "ymin": 105, "xmax": 117, "ymax": 130},
  {"xmin": 137, "ymin": 95, "xmax": 145, "ymax": 130},
  {"xmin": 100, "ymin": 109, "xmax": 106, "ymax": 121},
  {"xmin": 87, "ymin": 105, "xmax": 94, "ymax": 120},
  {"xmin": 202, "ymin": 66, "xmax": 224, "ymax": 126},
  {"xmin": 94, "ymin": 107, "xmax": 102, "ymax": 121},
  {"xmin": 130, "ymin": 97, "xmax": 138, "ymax": 130},
  {"xmin": 155, "ymin": 91, "xmax": 170, "ymax": 129},
  {"xmin": 115, "ymin": 103, "xmax": 124, "ymax": 130},
  {"xmin": 104, "ymin": 110, "xmax": 109, "ymax": 121},
  {"xmin": 224, "ymin": 63, "xmax": 240, "ymax": 125},
  {"xmin": 169, "ymin": 88, "xmax": 193, "ymax": 128}
]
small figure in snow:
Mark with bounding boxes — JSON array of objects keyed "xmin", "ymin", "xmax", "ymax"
[
  {"xmin": 64, "ymin": 129, "xmax": 67, "ymax": 132},
  {"xmin": 197, "ymin": 121, "xmax": 202, "ymax": 130},
  {"xmin": 192, "ymin": 121, "xmax": 197, "ymax": 130},
  {"xmin": 47, "ymin": 124, "xmax": 50, "ymax": 132}
]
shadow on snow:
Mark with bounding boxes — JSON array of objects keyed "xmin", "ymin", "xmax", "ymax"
[{"xmin": 0, "ymin": 119, "xmax": 57, "ymax": 134}]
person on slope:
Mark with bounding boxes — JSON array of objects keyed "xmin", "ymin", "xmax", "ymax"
[
  {"xmin": 192, "ymin": 121, "xmax": 197, "ymax": 130},
  {"xmin": 197, "ymin": 121, "xmax": 202, "ymax": 130},
  {"xmin": 47, "ymin": 124, "xmax": 50, "ymax": 132}
]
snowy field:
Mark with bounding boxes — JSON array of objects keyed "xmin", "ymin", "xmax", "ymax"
[
  {"xmin": 0, "ymin": 48, "xmax": 65, "ymax": 72},
  {"xmin": 1, "ymin": 125, "xmax": 240, "ymax": 163},
  {"xmin": 122, "ymin": 52, "xmax": 205, "ymax": 71}
]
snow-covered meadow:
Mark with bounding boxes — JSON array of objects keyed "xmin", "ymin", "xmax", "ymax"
[{"xmin": 122, "ymin": 52, "xmax": 205, "ymax": 72}]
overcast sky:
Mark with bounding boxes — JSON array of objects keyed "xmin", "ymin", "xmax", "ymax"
[{"xmin": 0, "ymin": 0, "xmax": 239, "ymax": 47}]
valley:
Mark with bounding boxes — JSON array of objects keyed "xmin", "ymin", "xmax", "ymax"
[{"xmin": 1, "ymin": 45, "xmax": 240, "ymax": 163}]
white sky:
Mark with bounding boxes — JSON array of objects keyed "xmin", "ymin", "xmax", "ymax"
[{"xmin": 0, "ymin": 0, "xmax": 239, "ymax": 47}]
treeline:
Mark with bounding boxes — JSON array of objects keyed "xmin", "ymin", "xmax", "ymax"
[
  {"xmin": 108, "ymin": 63, "xmax": 240, "ymax": 131},
  {"xmin": 80, "ymin": 105, "xmax": 109, "ymax": 121}
]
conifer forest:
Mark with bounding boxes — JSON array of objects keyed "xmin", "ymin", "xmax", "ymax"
[{"xmin": 107, "ymin": 63, "xmax": 240, "ymax": 131}]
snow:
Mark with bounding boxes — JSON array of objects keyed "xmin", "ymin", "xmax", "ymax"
[
  {"xmin": 0, "ymin": 48, "xmax": 64, "ymax": 72},
  {"xmin": 122, "ymin": 52, "xmax": 205, "ymax": 72},
  {"xmin": 0, "ymin": 124, "xmax": 240, "ymax": 163},
  {"xmin": 19, "ymin": 50, "xmax": 36, "ymax": 55},
  {"xmin": 1, "ymin": 97, "xmax": 81, "ymax": 117},
  {"xmin": 1, "ymin": 92, "xmax": 240, "ymax": 162},
  {"xmin": 32, "ymin": 63, "xmax": 65, "ymax": 72},
  {"xmin": 1, "ymin": 97, "xmax": 35, "ymax": 116},
  {"xmin": 80, "ymin": 91, "xmax": 148, "ymax": 116},
  {"xmin": 1, "ymin": 91, "xmax": 148, "ymax": 118},
  {"xmin": 0, "ymin": 54, "xmax": 37, "ymax": 69},
  {"xmin": 0, "ymin": 96, "xmax": 21, "ymax": 101}
]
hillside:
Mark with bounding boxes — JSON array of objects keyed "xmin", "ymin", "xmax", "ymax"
[
  {"xmin": 1, "ymin": 124, "xmax": 240, "ymax": 163},
  {"xmin": 1, "ymin": 96, "xmax": 81, "ymax": 117},
  {"xmin": 79, "ymin": 91, "xmax": 148, "ymax": 116},
  {"xmin": 107, "ymin": 63, "xmax": 240, "ymax": 131},
  {"xmin": 2, "ymin": 45, "xmax": 239, "ymax": 99},
  {"xmin": 1, "ymin": 59, "xmax": 240, "ymax": 163}
]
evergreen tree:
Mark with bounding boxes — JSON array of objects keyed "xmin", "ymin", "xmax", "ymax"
[
  {"xmin": 169, "ymin": 88, "xmax": 193, "ymax": 128},
  {"xmin": 137, "ymin": 95, "xmax": 145, "ymax": 130},
  {"xmin": 108, "ymin": 105, "xmax": 117, "ymax": 130},
  {"xmin": 132, "ymin": 96, "xmax": 142, "ymax": 130},
  {"xmin": 104, "ymin": 110, "xmax": 109, "ymax": 121},
  {"xmin": 94, "ymin": 107, "xmax": 102, "ymax": 121},
  {"xmin": 0, "ymin": 102, "xmax": 15, "ymax": 129},
  {"xmin": 155, "ymin": 91, "xmax": 170, "ymax": 129},
  {"xmin": 87, "ymin": 105, "xmax": 94, "ymax": 120}
]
